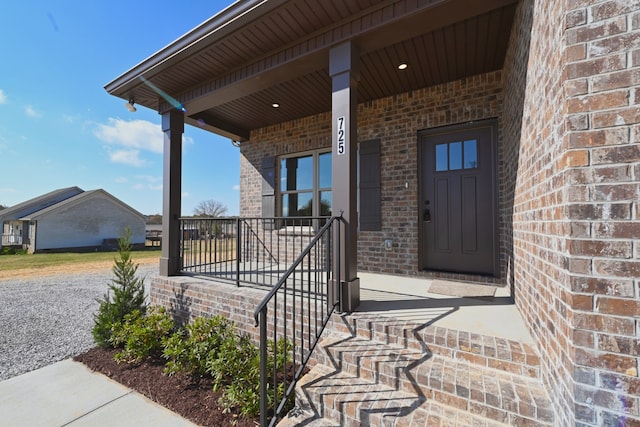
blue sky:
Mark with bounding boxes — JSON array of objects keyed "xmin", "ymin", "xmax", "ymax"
[{"xmin": 0, "ymin": 0, "xmax": 239, "ymax": 216}]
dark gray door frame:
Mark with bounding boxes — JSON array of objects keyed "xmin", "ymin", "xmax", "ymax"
[{"xmin": 418, "ymin": 118, "xmax": 499, "ymax": 277}]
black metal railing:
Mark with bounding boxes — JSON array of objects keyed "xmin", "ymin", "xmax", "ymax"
[
  {"xmin": 253, "ymin": 216, "xmax": 341, "ymax": 427},
  {"xmin": 179, "ymin": 217, "xmax": 331, "ymax": 288}
]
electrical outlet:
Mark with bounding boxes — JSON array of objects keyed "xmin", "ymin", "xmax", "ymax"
[{"xmin": 384, "ymin": 239, "xmax": 393, "ymax": 251}]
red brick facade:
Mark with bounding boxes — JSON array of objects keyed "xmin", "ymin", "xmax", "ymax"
[
  {"xmin": 234, "ymin": 1, "xmax": 640, "ymax": 424},
  {"xmin": 242, "ymin": 72, "xmax": 503, "ymax": 284}
]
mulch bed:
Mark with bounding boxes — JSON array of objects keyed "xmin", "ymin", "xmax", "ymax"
[{"xmin": 74, "ymin": 347, "xmax": 258, "ymax": 427}]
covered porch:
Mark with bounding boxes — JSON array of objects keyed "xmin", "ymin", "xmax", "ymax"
[{"xmin": 106, "ymin": 0, "xmax": 537, "ymax": 424}]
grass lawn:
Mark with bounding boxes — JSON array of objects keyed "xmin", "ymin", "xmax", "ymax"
[{"xmin": 0, "ymin": 249, "xmax": 161, "ymax": 274}]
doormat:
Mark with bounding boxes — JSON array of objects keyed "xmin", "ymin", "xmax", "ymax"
[{"xmin": 428, "ymin": 280, "xmax": 497, "ymax": 297}]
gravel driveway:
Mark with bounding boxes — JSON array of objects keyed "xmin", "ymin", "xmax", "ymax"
[{"xmin": 0, "ymin": 264, "xmax": 158, "ymax": 381}]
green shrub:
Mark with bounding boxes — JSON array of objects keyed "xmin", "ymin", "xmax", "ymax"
[
  {"xmin": 110, "ymin": 306, "xmax": 174, "ymax": 364},
  {"xmin": 162, "ymin": 315, "xmax": 235, "ymax": 377},
  {"xmin": 212, "ymin": 337, "xmax": 292, "ymax": 418},
  {"xmin": 92, "ymin": 228, "xmax": 146, "ymax": 347},
  {"xmin": 1, "ymin": 247, "xmax": 27, "ymax": 255}
]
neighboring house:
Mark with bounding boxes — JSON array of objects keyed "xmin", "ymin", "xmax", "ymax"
[
  {"xmin": 0, "ymin": 187, "xmax": 146, "ymax": 253},
  {"xmin": 106, "ymin": 1, "xmax": 639, "ymax": 426}
]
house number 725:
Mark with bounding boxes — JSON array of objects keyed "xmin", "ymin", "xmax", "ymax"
[{"xmin": 337, "ymin": 116, "xmax": 345, "ymax": 155}]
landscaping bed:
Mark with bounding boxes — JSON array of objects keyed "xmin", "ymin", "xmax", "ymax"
[{"xmin": 75, "ymin": 347, "xmax": 258, "ymax": 427}]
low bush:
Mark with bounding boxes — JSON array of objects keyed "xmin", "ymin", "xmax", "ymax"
[
  {"xmin": 110, "ymin": 306, "xmax": 174, "ymax": 364},
  {"xmin": 211, "ymin": 335, "xmax": 292, "ymax": 417},
  {"xmin": 162, "ymin": 315, "xmax": 236, "ymax": 377},
  {"xmin": 108, "ymin": 309, "xmax": 294, "ymax": 419},
  {"xmin": 1, "ymin": 247, "xmax": 27, "ymax": 255},
  {"xmin": 209, "ymin": 333, "xmax": 261, "ymax": 416}
]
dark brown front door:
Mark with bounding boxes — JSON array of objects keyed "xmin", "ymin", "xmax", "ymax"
[{"xmin": 419, "ymin": 120, "xmax": 498, "ymax": 276}]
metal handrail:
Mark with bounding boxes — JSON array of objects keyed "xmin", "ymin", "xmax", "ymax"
[
  {"xmin": 179, "ymin": 216, "xmax": 332, "ymax": 289},
  {"xmin": 253, "ymin": 215, "xmax": 341, "ymax": 427}
]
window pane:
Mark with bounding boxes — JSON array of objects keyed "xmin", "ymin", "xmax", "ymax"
[
  {"xmin": 449, "ymin": 141, "xmax": 462, "ymax": 170},
  {"xmin": 282, "ymin": 193, "xmax": 312, "ymax": 217},
  {"xmin": 435, "ymin": 144, "xmax": 448, "ymax": 171},
  {"xmin": 320, "ymin": 191, "xmax": 332, "ymax": 216},
  {"xmin": 281, "ymin": 155, "xmax": 313, "ymax": 191},
  {"xmin": 464, "ymin": 140, "xmax": 478, "ymax": 169},
  {"xmin": 319, "ymin": 152, "xmax": 332, "ymax": 188}
]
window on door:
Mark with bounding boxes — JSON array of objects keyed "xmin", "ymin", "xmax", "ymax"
[{"xmin": 280, "ymin": 150, "xmax": 332, "ymax": 217}]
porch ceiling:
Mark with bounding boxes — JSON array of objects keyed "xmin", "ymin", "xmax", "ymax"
[{"xmin": 106, "ymin": 0, "xmax": 517, "ymax": 141}]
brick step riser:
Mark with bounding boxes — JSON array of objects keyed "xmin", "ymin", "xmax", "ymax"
[
  {"xmin": 311, "ymin": 339, "xmax": 554, "ymax": 425},
  {"xmin": 294, "ymin": 367, "xmax": 522, "ymax": 427},
  {"xmin": 328, "ymin": 316, "xmax": 542, "ymax": 379},
  {"xmin": 297, "ymin": 365, "xmax": 554, "ymax": 427}
]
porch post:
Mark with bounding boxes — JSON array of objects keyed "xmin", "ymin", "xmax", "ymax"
[
  {"xmin": 330, "ymin": 41, "xmax": 360, "ymax": 312},
  {"xmin": 160, "ymin": 109, "xmax": 184, "ymax": 276}
]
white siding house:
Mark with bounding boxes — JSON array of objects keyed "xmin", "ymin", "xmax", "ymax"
[{"xmin": 0, "ymin": 187, "xmax": 146, "ymax": 253}]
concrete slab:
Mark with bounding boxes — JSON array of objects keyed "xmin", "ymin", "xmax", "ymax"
[
  {"xmin": 0, "ymin": 359, "xmax": 196, "ymax": 427},
  {"xmin": 357, "ymin": 272, "xmax": 533, "ymax": 343},
  {"xmin": 69, "ymin": 392, "xmax": 196, "ymax": 427}
]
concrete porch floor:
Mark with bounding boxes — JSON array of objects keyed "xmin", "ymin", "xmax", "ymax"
[
  {"xmin": 180, "ymin": 265, "xmax": 533, "ymax": 344},
  {"xmin": 354, "ymin": 272, "xmax": 533, "ymax": 344}
]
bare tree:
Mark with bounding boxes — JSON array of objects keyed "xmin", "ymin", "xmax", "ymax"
[{"xmin": 193, "ymin": 199, "xmax": 228, "ymax": 217}]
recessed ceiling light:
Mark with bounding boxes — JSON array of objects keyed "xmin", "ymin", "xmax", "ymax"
[
  {"xmin": 272, "ymin": 103, "xmax": 280, "ymax": 108},
  {"xmin": 398, "ymin": 63, "xmax": 408, "ymax": 70}
]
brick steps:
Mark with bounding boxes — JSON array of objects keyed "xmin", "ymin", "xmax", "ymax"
[
  {"xmin": 281, "ymin": 364, "xmax": 510, "ymax": 427},
  {"xmin": 330, "ymin": 313, "xmax": 543, "ymax": 379},
  {"xmin": 282, "ymin": 326, "xmax": 554, "ymax": 426}
]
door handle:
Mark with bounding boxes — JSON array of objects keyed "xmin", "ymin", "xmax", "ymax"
[{"xmin": 423, "ymin": 209, "xmax": 431, "ymax": 222}]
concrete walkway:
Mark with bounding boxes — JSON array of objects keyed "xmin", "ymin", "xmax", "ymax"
[{"xmin": 0, "ymin": 359, "xmax": 196, "ymax": 427}]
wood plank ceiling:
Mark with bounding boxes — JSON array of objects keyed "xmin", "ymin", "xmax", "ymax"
[{"xmin": 108, "ymin": 0, "xmax": 518, "ymax": 141}]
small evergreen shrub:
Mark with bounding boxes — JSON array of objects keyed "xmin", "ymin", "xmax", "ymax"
[
  {"xmin": 110, "ymin": 306, "xmax": 174, "ymax": 364},
  {"xmin": 92, "ymin": 228, "xmax": 146, "ymax": 347}
]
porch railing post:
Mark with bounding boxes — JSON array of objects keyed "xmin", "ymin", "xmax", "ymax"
[
  {"xmin": 236, "ymin": 217, "xmax": 241, "ymax": 287},
  {"xmin": 259, "ymin": 308, "xmax": 268, "ymax": 427}
]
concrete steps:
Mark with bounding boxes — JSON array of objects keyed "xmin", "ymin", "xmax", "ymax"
[{"xmin": 281, "ymin": 318, "xmax": 554, "ymax": 426}]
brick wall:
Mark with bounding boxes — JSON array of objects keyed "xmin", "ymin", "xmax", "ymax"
[
  {"xmin": 502, "ymin": 0, "xmax": 640, "ymax": 425},
  {"xmin": 563, "ymin": 0, "xmax": 640, "ymax": 425},
  {"xmin": 241, "ymin": 72, "xmax": 504, "ymax": 284},
  {"xmin": 236, "ymin": 2, "xmax": 640, "ymax": 424},
  {"xmin": 503, "ymin": 0, "xmax": 573, "ymax": 424}
]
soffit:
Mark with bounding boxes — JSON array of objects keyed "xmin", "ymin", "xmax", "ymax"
[{"xmin": 107, "ymin": 0, "xmax": 517, "ymax": 141}]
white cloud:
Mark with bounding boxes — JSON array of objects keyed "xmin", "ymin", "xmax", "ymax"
[
  {"xmin": 114, "ymin": 176, "xmax": 128, "ymax": 184},
  {"xmin": 25, "ymin": 105, "xmax": 41, "ymax": 118},
  {"xmin": 109, "ymin": 149, "xmax": 147, "ymax": 167},
  {"xmin": 62, "ymin": 114, "xmax": 78, "ymax": 123},
  {"xmin": 134, "ymin": 175, "xmax": 162, "ymax": 191},
  {"xmin": 0, "ymin": 89, "xmax": 6, "ymax": 104},
  {"xmin": 95, "ymin": 118, "xmax": 163, "ymax": 154},
  {"xmin": 232, "ymin": 184, "xmax": 240, "ymax": 191}
]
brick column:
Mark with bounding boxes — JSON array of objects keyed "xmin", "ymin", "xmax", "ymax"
[
  {"xmin": 160, "ymin": 110, "xmax": 184, "ymax": 276},
  {"xmin": 563, "ymin": 1, "xmax": 640, "ymax": 425}
]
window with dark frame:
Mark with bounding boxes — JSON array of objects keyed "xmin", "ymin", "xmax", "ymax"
[{"xmin": 279, "ymin": 150, "xmax": 332, "ymax": 217}]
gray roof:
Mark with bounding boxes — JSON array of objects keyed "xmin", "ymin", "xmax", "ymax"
[
  {"xmin": 20, "ymin": 189, "xmax": 145, "ymax": 221},
  {"xmin": 0, "ymin": 187, "xmax": 83, "ymax": 221}
]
